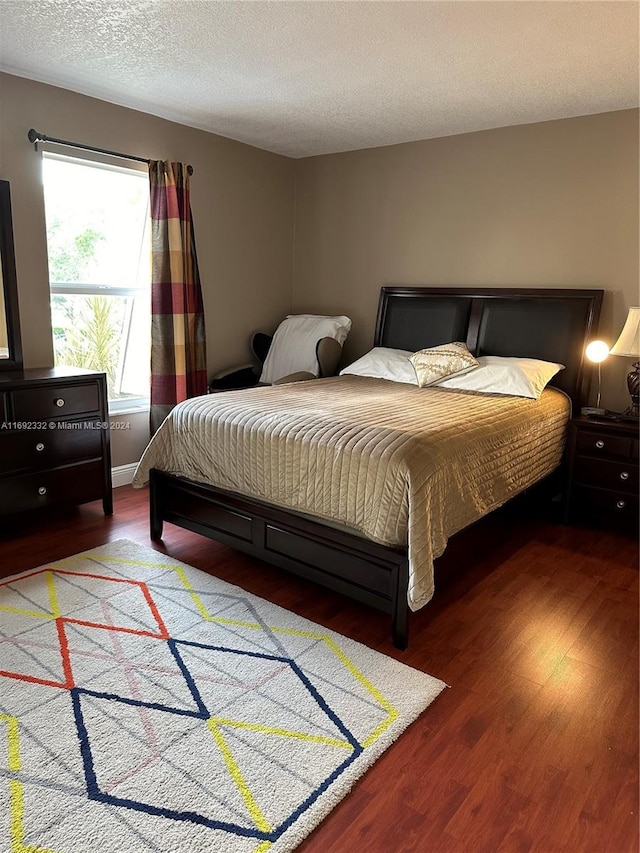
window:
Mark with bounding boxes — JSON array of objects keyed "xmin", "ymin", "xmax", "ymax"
[{"xmin": 42, "ymin": 153, "xmax": 151, "ymax": 412}]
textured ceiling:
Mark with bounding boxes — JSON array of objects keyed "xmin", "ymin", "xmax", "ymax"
[{"xmin": 0, "ymin": 1, "xmax": 638, "ymax": 158}]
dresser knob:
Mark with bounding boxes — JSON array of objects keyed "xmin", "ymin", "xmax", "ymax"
[
  {"xmin": 55, "ymin": 398, "xmax": 65, "ymax": 408},
  {"xmin": 595, "ymin": 440, "xmax": 605, "ymax": 449},
  {"xmin": 616, "ymin": 500, "xmax": 626, "ymax": 510},
  {"xmin": 38, "ymin": 486, "xmax": 47, "ymax": 496},
  {"xmin": 620, "ymin": 471, "xmax": 629, "ymax": 481},
  {"xmin": 35, "ymin": 442, "xmax": 45, "ymax": 452}
]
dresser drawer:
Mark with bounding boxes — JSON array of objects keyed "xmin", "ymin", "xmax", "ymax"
[
  {"xmin": 0, "ymin": 424, "xmax": 102, "ymax": 475},
  {"xmin": 0, "ymin": 460, "xmax": 105, "ymax": 516},
  {"xmin": 10, "ymin": 382, "xmax": 100, "ymax": 421},
  {"xmin": 574, "ymin": 456, "xmax": 638, "ymax": 493},
  {"xmin": 574, "ymin": 485, "xmax": 639, "ymax": 531},
  {"xmin": 576, "ymin": 430, "xmax": 631, "ymax": 460}
]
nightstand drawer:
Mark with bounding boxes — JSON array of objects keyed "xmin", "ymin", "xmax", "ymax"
[
  {"xmin": 574, "ymin": 485, "xmax": 639, "ymax": 530},
  {"xmin": 0, "ymin": 424, "xmax": 102, "ymax": 475},
  {"xmin": 576, "ymin": 430, "xmax": 631, "ymax": 459},
  {"xmin": 11, "ymin": 382, "xmax": 100, "ymax": 420},
  {"xmin": 574, "ymin": 456, "xmax": 638, "ymax": 493}
]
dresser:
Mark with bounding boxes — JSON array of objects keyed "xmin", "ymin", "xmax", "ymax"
[
  {"xmin": 0, "ymin": 367, "xmax": 112, "ymax": 518},
  {"xmin": 564, "ymin": 415, "xmax": 639, "ymax": 534}
]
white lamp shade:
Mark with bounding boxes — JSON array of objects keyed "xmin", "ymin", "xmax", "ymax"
[{"xmin": 610, "ymin": 307, "xmax": 640, "ymax": 357}]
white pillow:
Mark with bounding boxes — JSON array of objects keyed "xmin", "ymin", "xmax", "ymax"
[
  {"xmin": 260, "ymin": 314, "xmax": 351, "ymax": 384},
  {"xmin": 436, "ymin": 355, "xmax": 564, "ymax": 399},
  {"xmin": 340, "ymin": 347, "xmax": 418, "ymax": 385}
]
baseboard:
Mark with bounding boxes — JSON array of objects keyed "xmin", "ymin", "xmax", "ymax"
[{"xmin": 111, "ymin": 462, "xmax": 138, "ymax": 488}]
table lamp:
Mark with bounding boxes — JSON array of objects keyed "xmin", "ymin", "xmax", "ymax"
[
  {"xmin": 583, "ymin": 340, "xmax": 609, "ymax": 416},
  {"xmin": 609, "ymin": 307, "xmax": 640, "ymax": 419}
]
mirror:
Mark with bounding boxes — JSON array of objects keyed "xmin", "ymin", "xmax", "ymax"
[
  {"xmin": 0, "ymin": 265, "xmax": 8, "ymax": 356},
  {"xmin": 0, "ymin": 179, "xmax": 23, "ymax": 370}
]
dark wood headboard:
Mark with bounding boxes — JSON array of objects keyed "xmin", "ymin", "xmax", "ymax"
[{"xmin": 374, "ymin": 287, "xmax": 603, "ymax": 410}]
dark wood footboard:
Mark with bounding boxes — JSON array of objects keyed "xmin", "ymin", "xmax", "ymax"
[{"xmin": 149, "ymin": 468, "xmax": 410, "ymax": 648}]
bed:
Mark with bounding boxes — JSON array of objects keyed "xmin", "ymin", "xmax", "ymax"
[{"xmin": 134, "ymin": 287, "xmax": 603, "ymax": 648}]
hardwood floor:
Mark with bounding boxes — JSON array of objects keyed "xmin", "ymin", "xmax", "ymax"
[{"xmin": 2, "ymin": 486, "xmax": 638, "ymax": 852}]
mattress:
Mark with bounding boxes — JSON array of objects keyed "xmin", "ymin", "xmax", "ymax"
[{"xmin": 133, "ymin": 375, "xmax": 570, "ymax": 610}]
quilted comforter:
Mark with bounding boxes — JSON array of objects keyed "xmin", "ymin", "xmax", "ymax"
[{"xmin": 133, "ymin": 376, "xmax": 570, "ymax": 610}]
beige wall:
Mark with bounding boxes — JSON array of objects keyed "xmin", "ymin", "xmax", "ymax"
[
  {"xmin": 1, "ymin": 72, "xmax": 637, "ymax": 468},
  {"xmin": 293, "ymin": 110, "xmax": 639, "ymax": 412},
  {"xmin": 0, "ymin": 73, "xmax": 294, "ymax": 466}
]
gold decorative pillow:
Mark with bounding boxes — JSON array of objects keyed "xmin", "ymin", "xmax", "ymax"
[{"xmin": 409, "ymin": 342, "xmax": 479, "ymax": 387}]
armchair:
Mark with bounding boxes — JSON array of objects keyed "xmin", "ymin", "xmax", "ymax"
[{"xmin": 209, "ymin": 315, "xmax": 350, "ymax": 392}]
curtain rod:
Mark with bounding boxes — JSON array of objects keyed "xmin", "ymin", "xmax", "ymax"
[{"xmin": 27, "ymin": 129, "xmax": 194, "ymax": 175}]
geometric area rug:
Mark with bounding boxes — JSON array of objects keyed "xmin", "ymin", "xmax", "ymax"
[{"xmin": 0, "ymin": 539, "xmax": 446, "ymax": 853}]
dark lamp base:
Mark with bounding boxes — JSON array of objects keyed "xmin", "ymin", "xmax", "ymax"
[{"xmin": 626, "ymin": 361, "xmax": 639, "ymax": 420}]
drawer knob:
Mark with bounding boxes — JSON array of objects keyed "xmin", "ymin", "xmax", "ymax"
[
  {"xmin": 616, "ymin": 500, "xmax": 626, "ymax": 510},
  {"xmin": 35, "ymin": 442, "xmax": 45, "ymax": 452},
  {"xmin": 620, "ymin": 471, "xmax": 629, "ymax": 481},
  {"xmin": 55, "ymin": 398, "xmax": 65, "ymax": 408},
  {"xmin": 38, "ymin": 486, "xmax": 47, "ymax": 496},
  {"xmin": 595, "ymin": 440, "xmax": 605, "ymax": 449}
]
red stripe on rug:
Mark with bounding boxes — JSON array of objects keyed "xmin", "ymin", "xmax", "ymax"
[
  {"xmin": 56, "ymin": 618, "xmax": 75, "ymax": 689},
  {"xmin": 0, "ymin": 670, "xmax": 67, "ymax": 689},
  {"xmin": 139, "ymin": 583, "xmax": 170, "ymax": 639},
  {"xmin": 62, "ymin": 618, "xmax": 166, "ymax": 640}
]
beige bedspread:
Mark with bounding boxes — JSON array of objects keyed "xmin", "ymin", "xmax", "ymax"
[{"xmin": 133, "ymin": 376, "xmax": 570, "ymax": 610}]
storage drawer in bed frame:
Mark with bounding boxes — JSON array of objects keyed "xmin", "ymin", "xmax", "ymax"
[{"xmin": 150, "ymin": 469, "xmax": 410, "ymax": 647}]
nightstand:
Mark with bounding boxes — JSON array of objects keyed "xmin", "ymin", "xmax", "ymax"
[{"xmin": 564, "ymin": 415, "xmax": 638, "ymax": 534}]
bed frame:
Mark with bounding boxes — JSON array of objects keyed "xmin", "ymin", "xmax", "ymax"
[{"xmin": 149, "ymin": 286, "xmax": 603, "ymax": 649}]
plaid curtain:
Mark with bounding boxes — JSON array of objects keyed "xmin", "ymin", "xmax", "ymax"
[{"xmin": 149, "ymin": 161, "xmax": 207, "ymax": 433}]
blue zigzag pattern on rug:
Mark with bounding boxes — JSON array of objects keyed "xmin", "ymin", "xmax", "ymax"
[{"xmin": 70, "ymin": 640, "xmax": 363, "ymax": 842}]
